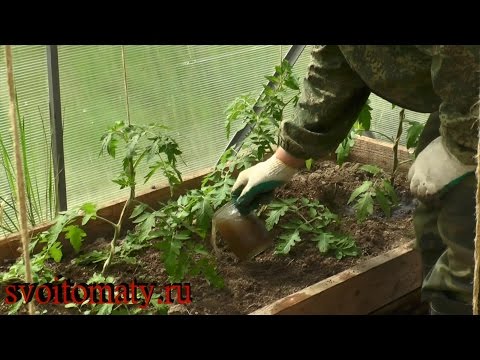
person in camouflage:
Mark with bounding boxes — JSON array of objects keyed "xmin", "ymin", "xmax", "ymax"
[{"xmin": 232, "ymin": 45, "xmax": 480, "ymax": 315}]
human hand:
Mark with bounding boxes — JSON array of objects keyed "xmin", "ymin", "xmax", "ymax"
[
  {"xmin": 231, "ymin": 154, "xmax": 298, "ymax": 215},
  {"xmin": 408, "ymin": 136, "xmax": 475, "ymax": 199}
]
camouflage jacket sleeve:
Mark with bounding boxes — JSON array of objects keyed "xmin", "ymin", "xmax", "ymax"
[
  {"xmin": 278, "ymin": 45, "xmax": 370, "ymax": 160},
  {"xmin": 417, "ymin": 45, "xmax": 479, "ymax": 166}
]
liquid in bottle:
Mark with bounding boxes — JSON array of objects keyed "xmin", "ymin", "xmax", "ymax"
[{"xmin": 212, "ymin": 202, "xmax": 273, "ymax": 261}]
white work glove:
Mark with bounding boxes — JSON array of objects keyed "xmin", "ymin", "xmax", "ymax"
[
  {"xmin": 231, "ymin": 155, "xmax": 298, "ymax": 215},
  {"xmin": 408, "ymin": 136, "xmax": 475, "ymax": 199}
]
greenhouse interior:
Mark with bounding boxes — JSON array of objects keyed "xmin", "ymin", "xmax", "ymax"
[{"xmin": 0, "ymin": 45, "xmax": 478, "ymax": 316}]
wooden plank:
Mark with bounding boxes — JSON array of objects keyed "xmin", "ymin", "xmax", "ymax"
[
  {"xmin": 348, "ymin": 135, "xmax": 412, "ymax": 175},
  {"xmin": 0, "ymin": 167, "xmax": 212, "ymax": 260},
  {"xmin": 250, "ymin": 241, "xmax": 422, "ymax": 315},
  {"xmin": 370, "ymin": 289, "xmax": 428, "ymax": 315}
]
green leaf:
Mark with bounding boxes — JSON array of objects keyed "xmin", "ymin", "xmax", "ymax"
[
  {"xmin": 281, "ymin": 222, "xmax": 301, "ymax": 230},
  {"xmin": 96, "ymin": 304, "xmax": 114, "ymax": 315},
  {"xmin": 300, "ymin": 197, "xmax": 310, "ymax": 206},
  {"xmin": 312, "ymin": 232, "xmax": 334, "ymax": 253},
  {"xmin": 132, "ymin": 211, "xmax": 151, "ymax": 224},
  {"xmin": 305, "ymin": 158, "xmax": 313, "ymax": 171},
  {"xmin": 210, "ymin": 178, "xmax": 235, "ymax": 208},
  {"xmin": 192, "ymin": 198, "xmax": 213, "ymax": 238},
  {"xmin": 357, "ymin": 102, "xmax": 372, "ymax": 130},
  {"xmin": 282, "ymin": 198, "xmax": 298, "ymax": 206},
  {"xmin": 374, "ymin": 189, "xmax": 392, "ymax": 217},
  {"xmin": 48, "ymin": 242, "xmax": 63, "ymax": 263},
  {"xmin": 8, "ymin": 299, "xmax": 24, "ymax": 315},
  {"xmin": 126, "ymin": 134, "xmax": 140, "ymax": 159},
  {"xmin": 170, "ymin": 252, "xmax": 190, "ymax": 283},
  {"xmin": 265, "ymin": 75, "xmax": 280, "ymax": 84},
  {"xmin": 169, "ymin": 239, "xmax": 182, "ymax": 255},
  {"xmin": 193, "ymin": 244, "xmax": 209, "ymax": 256},
  {"xmin": 174, "ymin": 231, "xmax": 191, "ymax": 241},
  {"xmin": 225, "ymin": 118, "xmax": 232, "ymax": 140},
  {"xmin": 100, "ymin": 132, "xmax": 118, "ymax": 158},
  {"xmin": 299, "ymin": 223, "xmax": 313, "ymax": 232},
  {"xmin": 135, "ymin": 212, "xmax": 156, "ymax": 243},
  {"xmin": 284, "ymin": 77, "xmax": 299, "ymax": 90},
  {"xmin": 48, "ymin": 210, "xmax": 79, "ymax": 244},
  {"xmin": 112, "ymin": 174, "xmax": 130, "ymax": 189},
  {"xmin": 87, "ymin": 273, "xmax": 115, "ymax": 285},
  {"xmin": 107, "ymin": 137, "xmax": 118, "ymax": 158},
  {"xmin": 202, "ymin": 266, "xmax": 224, "ymax": 289},
  {"xmin": 320, "ymin": 209, "xmax": 338, "ymax": 224},
  {"xmin": 334, "ymin": 238, "xmax": 359, "ymax": 259},
  {"xmin": 80, "ymin": 202, "xmax": 97, "ymax": 225},
  {"xmin": 145, "ymin": 161, "xmax": 182, "ymax": 190},
  {"xmin": 193, "ymin": 258, "xmax": 224, "ymax": 289},
  {"xmin": 342, "ymin": 245, "xmax": 360, "ymax": 256},
  {"xmin": 265, "ymin": 203, "xmax": 289, "ymax": 231},
  {"xmin": 156, "ymin": 238, "xmax": 183, "ymax": 279},
  {"xmin": 64, "ymin": 225, "xmax": 86, "ymax": 253},
  {"xmin": 348, "ymin": 181, "xmax": 372, "ymax": 204},
  {"xmin": 73, "ymin": 250, "xmax": 108, "ymax": 265},
  {"xmin": 354, "ymin": 192, "xmax": 374, "ymax": 222},
  {"xmin": 275, "ymin": 230, "xmax": 301, "ymax": 255},
  {"xmin": 335, "ymin": 133, "xmax": 355, "ymax": 165},
  {"xmin": 382, "ymin": 180, "xmax": 399, "ymax": 204},
  {"xmin": 406, "ymin": 121, "xmax": 424, "ymax": 149},
  {"xmin": 64, "ymin": 303, "xmax": 78, "ymax": 309},
  {"xmin": 158, "ymin": 136, "xmax": 183, "ymax": 165},
  {"xmin": 130, "ymin": 203, "xmax": 148, "ymax": 219},
  {"xmin": 359, "ymin": 164, "xmax": 382, "ymax": 176},
  {"xmin": 338, "ymin": 247, "xmax": 359, "ymax": 258},
  {"xmin": 115, "ymin": 256, "xmax": 138, "ymax": 265}
]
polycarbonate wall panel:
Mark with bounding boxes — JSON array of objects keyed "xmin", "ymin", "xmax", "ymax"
[
  {"xmin": 0, "ymin": 46, "xmax": 52, "ymax": 233},
  {"xmin": 58, "ymin": 45, "xmax": 287, "ymax": 208}
]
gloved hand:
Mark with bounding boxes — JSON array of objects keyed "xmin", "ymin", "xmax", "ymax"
[
  {"xmin": 408, "ymin": 136, "xmax": 475, "ymax": 199},
  {"xmin": 232, "ymin": 155, "xmax": 299, "ymax": 215}
]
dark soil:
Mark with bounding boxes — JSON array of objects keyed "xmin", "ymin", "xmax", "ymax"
[{"xmin": 0, "ymin": 160, "xmax": 416, "ymax": 315}]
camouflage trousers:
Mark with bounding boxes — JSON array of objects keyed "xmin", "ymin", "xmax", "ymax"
[{"xmin": 413, "ymin": 112, "xmax": 475, "ymax": 315}]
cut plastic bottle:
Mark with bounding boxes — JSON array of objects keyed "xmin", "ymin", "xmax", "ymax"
[{"xmin": 211, "ymin": 201, "xmax": 273, "ymax": 261}]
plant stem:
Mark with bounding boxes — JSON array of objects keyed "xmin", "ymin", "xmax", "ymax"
[
  {"xmin": 129, "ymin": 160, "xmax": 136, "ymax": 200},
  {"xmin": 294, "ymin": 207, "xmax": 324, "ymax": 226},
  {"xmin": 363, "ymin": 130, "xmax": 395, "ymax": 143},
  {"xmin": 102, "ymin": 159, "xmax": 136, "ymax": 275},
  {"xmin": 101, "ymin": 198, "xmax": 129, "ymax": 275},
  {"xmin": 398, "ymin": 159, "xmax": 413, "ymax": 166},
  {"xmin": 296, "ymin": 212, "xmax": 310, "ymax": 224},
  {"xmin": 282, "ymin": 94, "xmax": 297, "ymax": 109},
  {"xmin": 96, "ymin": 216, "xmax": 117, "ymax": 228},
  {"xmin": 391, "ymin": 109, "xmax": 405, "ymax": 186},
  {"xmin": 133, "ymin": 149, "xmax": 148, "ymax": 169}
]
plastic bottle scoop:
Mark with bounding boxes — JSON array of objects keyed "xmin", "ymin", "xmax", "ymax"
[{"xmin": 211, "ymin": 201, "xmax": 273, "ymax": 261}]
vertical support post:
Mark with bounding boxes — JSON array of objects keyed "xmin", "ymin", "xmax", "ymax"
[{"xmin": 46, "ymin": 45, "xmax": 67, "ymax": 212}]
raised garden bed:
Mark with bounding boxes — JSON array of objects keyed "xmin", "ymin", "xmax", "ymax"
[{"xmin": 0, "ymin": 136, "xmax": 423, "ymax": 315}]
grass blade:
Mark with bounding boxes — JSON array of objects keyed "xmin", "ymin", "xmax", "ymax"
[{"xmin": 0, "ymin": 91, "xmax": 56, "ymax": 234}]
